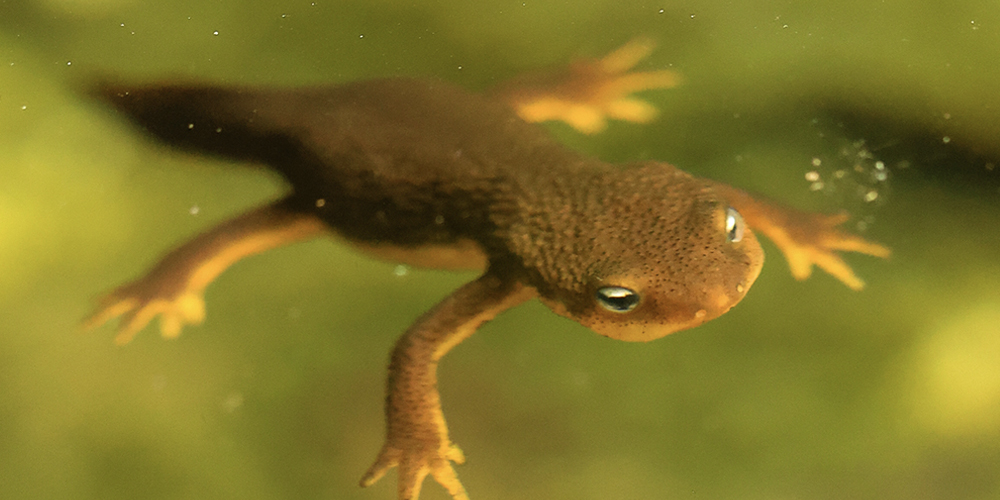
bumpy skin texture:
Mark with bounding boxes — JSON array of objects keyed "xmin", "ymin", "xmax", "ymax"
[
  {"xmin": 91, "ymin": 78, "xmax": 765, "ymax": 338},
  {"xmin": 85, "ymin": 41, "xmax": 887, "ymax": 500}
]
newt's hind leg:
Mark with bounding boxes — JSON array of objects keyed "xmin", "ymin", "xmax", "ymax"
[
  {"xmin": 494, "ymin": 37, "xmax": 681, "ymax": 134},
  {"xmin": 82, "ymin": 198, "xmax": 326, "ymax": 344}
]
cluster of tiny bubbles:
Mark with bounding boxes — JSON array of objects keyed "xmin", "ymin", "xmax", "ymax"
[{"xmin": 804, "ymin": 138, "xmax": 899, "ymax": 232}]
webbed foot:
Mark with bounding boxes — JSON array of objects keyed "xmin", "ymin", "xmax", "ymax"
[
  {"xmin": 361, "ymin": 439, "xmax": 469, "ymax": 500},
  {"xmin": 497, "ymin": 37, "xmax": 681, "ymax": 134}
]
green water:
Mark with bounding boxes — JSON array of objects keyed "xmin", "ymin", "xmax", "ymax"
[{"xmin": 2, "ymin": 1, "xmax": 998, "ymax": 499}]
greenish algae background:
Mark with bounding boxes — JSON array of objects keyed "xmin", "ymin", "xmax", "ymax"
[{"xmin": 1, "ymin": 1, "xmax": 999, "ymax": 499}]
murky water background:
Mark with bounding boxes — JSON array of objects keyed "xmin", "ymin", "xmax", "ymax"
[{"xmin": 1, "ymin": 1, "xmax": 998, "ymax": 499}]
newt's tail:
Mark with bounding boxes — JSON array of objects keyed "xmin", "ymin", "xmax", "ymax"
[{"xmin": 90, "ymin": 80, "xmax": 302, "ymax": 167}]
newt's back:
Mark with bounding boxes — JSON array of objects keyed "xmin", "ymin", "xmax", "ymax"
[
  {"xmin": 93, "ymin": 78, "xmax": 587, "ymax": 185},
  {"xmin": 92, "ymin": 78, "xmax": 595, "ymax": 247}
]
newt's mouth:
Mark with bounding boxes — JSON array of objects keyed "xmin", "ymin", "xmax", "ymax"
[
  {"xmin": 535, "ymin": 250, "xmax": 763, "ymax": 343},
  {"xmin": 539, "ymin": 288, "xmax": 748, "ymax": 343}
]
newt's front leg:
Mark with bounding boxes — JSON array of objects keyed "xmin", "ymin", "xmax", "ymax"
[
  {"xmin": 713, "ymin": 184, "xmax": 890, "ymax": 290},
  {"xmin": 361, "ymin": 270, "xmax": 537, "ymax": 500}
]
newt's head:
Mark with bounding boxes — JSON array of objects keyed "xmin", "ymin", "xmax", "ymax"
[{"xmin": 531, "ymin": 163, "xmax": 764, "ymax": 342}]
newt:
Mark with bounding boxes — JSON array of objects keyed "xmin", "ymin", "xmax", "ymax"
[{"xmin": 82, "ymin": 38, "xmax": 889, "ymax": 500}]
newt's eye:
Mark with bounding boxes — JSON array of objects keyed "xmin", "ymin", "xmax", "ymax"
[
  {"xmin": 595, "ymin": 287, "xmax": 640, "ymax": 313},
  {"xmin": 725, "ymin": 207, "xmax": 745, "ymax": 243}
]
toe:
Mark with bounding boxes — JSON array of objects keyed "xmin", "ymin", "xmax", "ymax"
[
  {"xmin": 360, "ymin": 447, "xmax": 401, "ymax": 488},
  {"xmin": 81, "ymin": 296, "xmax": 136, "ymax": 331},
  {"xmin": 397, "ymin": 458, "xmax": 430, "ymax": 500},
  {"xmin": 429, "ymin": 461, "xmax": 469, "ymax": 500},
  {"xmin": 605, "ymin": 98, "xmax": 658, "ymax": 123}
]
